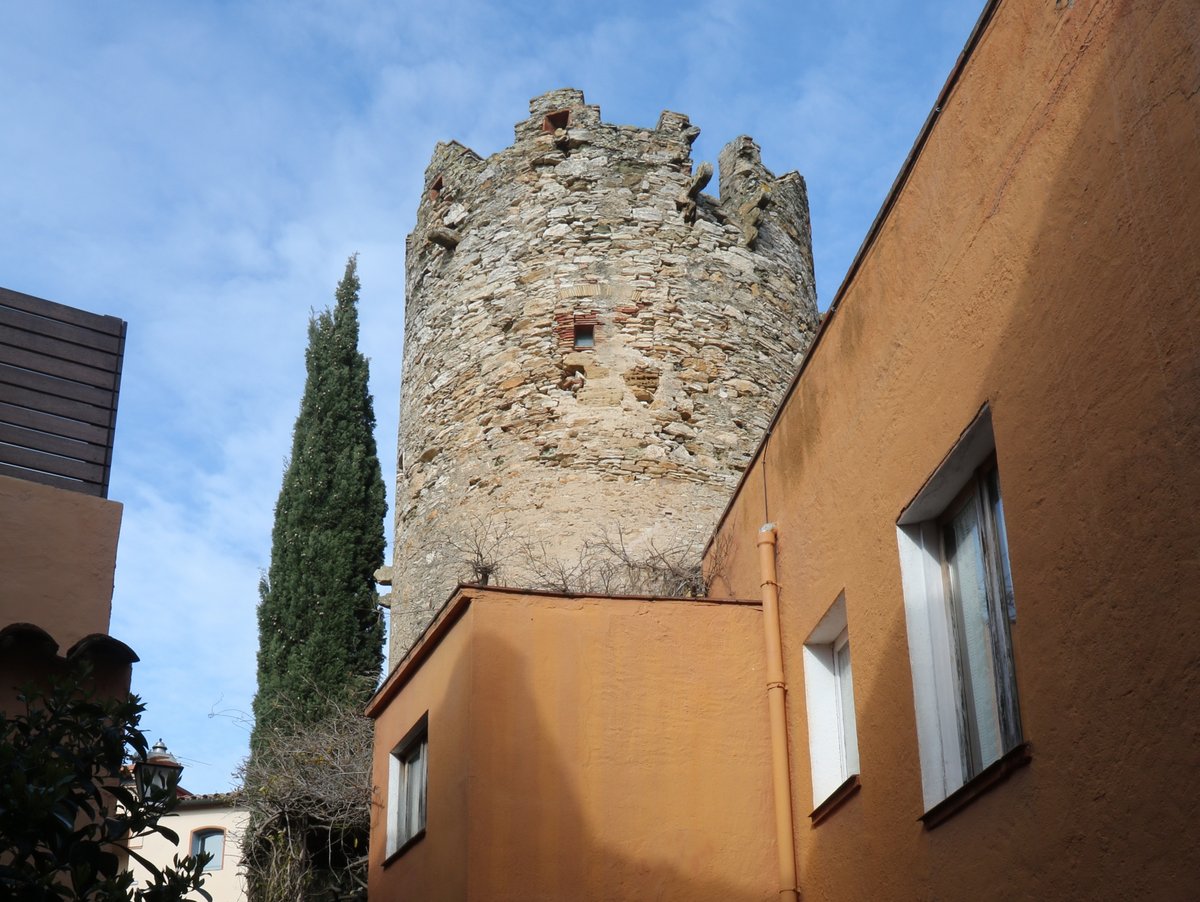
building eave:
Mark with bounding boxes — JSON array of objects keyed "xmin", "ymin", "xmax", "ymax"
[
  {"xmin": 367, "ymin": 584, "xmax": 760, "ymax": 718},
  {"xmin": 705, "ymin": 0, "xmax": 1006, "ymax": 557}
]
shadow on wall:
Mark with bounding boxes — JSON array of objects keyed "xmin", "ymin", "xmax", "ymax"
[
  {"xmin": 462, "ymin": 630, "xmax": 773, "ymax": 902},
  {"xmin": 963, "ymin": 0, "xmax": 1200, "ymax": 892},
  {"xmin": 833, "ymin": 1, "xmax": 1200, "ymax": 897},
  {"xmin": 376, "ymin": 613, "xmax": 776, "ymax": 902}
]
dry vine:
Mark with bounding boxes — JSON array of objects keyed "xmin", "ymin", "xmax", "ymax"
[
  {"xmin": 445, "ymin": 515, "xmax": 725, "ymax": 599},
  {"xmin": 444, "ymin": 513, "xmax": 513, "ymax": 587},
  {"xmin": 236, "ymin": 683, "xmax": 375, "ymax": 902},
  {"xmin": 585, "ymin": 524, "xmax": 709, "ymax": 596}
]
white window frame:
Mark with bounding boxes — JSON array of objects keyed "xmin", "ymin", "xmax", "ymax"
[
  {"xmin": 387, "ymin": 716, "xmax": 428, "ymax": 857},
  {"xmin": 802, "ymin": 594, "xmax": 860, "ymax": 807},
  {"xmin": 896, "ymin": 406, "xmax": 1022, "ymax": 810},
  {"xmin": 190, "ymin": 828, "xmax": 225, "ymax": 872}
]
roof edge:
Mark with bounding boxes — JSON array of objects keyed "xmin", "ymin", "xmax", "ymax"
[
  {"xmin": 367, "ymin": 585, "xmax": 761, "ymax": 717},
  {"xmin": 176, "ymin": 792, "xmax": 244, "ymax": 810},
  {"xmin": 705, "ymin": 0, "xmax": 1005, "ymax": 557},
  {"xmin": 367, "ymin": 589, "xmax": 475, "ymax": 718}
]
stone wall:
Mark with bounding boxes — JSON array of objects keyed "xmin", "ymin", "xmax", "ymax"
[{"xmin": 382, "ymin": 88, "xmax": 818, "ymax": 661}]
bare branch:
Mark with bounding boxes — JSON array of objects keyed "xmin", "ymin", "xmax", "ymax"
[
  {"xmin": 444, "ymin": 513, "xmax": 513, "ymax": 586},
  {"xmin": 436, "ymin": 514, "xmax": 716, "ymax": 598},
  {"xmin": 237, "ymin": 681, "xmax": 374, "ymax": 902}
]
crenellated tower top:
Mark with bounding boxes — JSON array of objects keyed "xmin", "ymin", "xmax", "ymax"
[{"xmin": 383, "ymin": 89, "xmax": 819, "ymax": 662}]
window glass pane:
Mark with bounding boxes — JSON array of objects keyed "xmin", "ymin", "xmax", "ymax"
[
  {"xmin": 207, "ymin": 831, "xmax": 224, "ymax": 867},
  {"xmin": 983, "ymin": 467, "xmax": 1022, "ymax": 748},
  {"xmin": 401, "ymin": 740, "xmax": 427, "ymax": 840},
  {"xmin": 986, "ymin": 468, "xmax": 1017, "ymax": 622},
  {"xmin": 404, "ymin": 758, "xmax": 418, "ymax": 837},
  {"xmin": 945, "ymin": 497, "xmax": 1003, "ymax": 772},
  {"xmin": 834, "ymin": 636, "xmax": 859, "ymax": 777},
  {"xmin": 416, "ymin": 743, "xmax": 427, "ymax": 831},
  {"xmin": 192, "ymin": 830, "xmax": 223, "ymax": 871}
]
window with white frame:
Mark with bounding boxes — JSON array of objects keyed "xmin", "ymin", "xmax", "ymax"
[
  {"xmin": 896, "ymin": 406, "xmax": 1022, "ymax": 812},
  {"xmin": 190, "ymin": 828, "xmax": 224, "ymax": 872},
  {"xmin": 387, "ymin": 717, "xmax": 428, "ymax": 857},
  {"xmin": 802, "ymin": 594, "xmax": 861, "ymax": 808}
]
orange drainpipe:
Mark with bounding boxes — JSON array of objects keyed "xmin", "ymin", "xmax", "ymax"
[{"xmin": 757, "ymin": 523, "xmax": 799, "ymax": 902}]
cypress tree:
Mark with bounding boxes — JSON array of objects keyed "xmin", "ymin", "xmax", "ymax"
[{"xmin": 251, "ymin": 255, "xmax": 387, "ymax": 744}]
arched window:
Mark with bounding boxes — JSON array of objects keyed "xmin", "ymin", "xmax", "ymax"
[{"xmin": 191, "ymin": 828, "xmax": 225, "ymax": 871}]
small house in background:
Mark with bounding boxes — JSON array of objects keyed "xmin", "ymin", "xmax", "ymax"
[{"xmin": 126, "ymin": 778, "xmax": 250, "ymax": 902}]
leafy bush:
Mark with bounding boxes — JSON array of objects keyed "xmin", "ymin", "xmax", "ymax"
[{"xmin": 0, "ymin": 675, "xmax": 211, "ymax": 901}]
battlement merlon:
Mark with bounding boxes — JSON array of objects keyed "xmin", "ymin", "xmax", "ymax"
[
  {"xmin": 423, "ymin": 141, "xmax": 485, "ymax": 196},
  {"xmin": 717, "ymin": 135, "xmax": 812, "ymax": 255},
  {"xmin": 515, "ymin": 88, "xmax": 601, "ymax": 142},
  {"xmin": 656, "ymin": 111, "xmax": 702, "ymax": 146},
  {"xmin": 412, "ymin": 92, "xmax": 808, "ymax": 258}
]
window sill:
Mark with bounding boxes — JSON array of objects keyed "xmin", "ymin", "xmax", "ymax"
[
  {"xmin": 810, "ymin": 774, "xmax": 861, "ymax": 826},
  {"xmin": 920, "ymin": 741, "xmax": 1031, "ymax": 830},
  {"xmin": 382, "ymin": 828, "xmax": 426, "ymax": 867}
]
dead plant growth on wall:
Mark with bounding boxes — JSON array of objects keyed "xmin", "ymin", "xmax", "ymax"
[{"xmin": 445, "ymin": 515, "xmax": 730, "ymax": 598}]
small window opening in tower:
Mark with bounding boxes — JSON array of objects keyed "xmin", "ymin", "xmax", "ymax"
[
  {"xmin": 573, "ymin": 323, "xmax": 595, "ymax": 349},
  {"xmin": 429, "ymin": 175, "xmax": 443, "ymax": 202},
  {"xmin": 543, "ymin": 110, "xmax": 570, "ymax": 132}
]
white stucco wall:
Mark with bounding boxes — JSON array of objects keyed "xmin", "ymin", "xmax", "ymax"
[{"xmin": 126, "ymin": 797, "xmax": 248, "ymax": 902}]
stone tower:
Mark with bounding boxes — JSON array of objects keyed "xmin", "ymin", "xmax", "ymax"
[{"xmin": 382, "ymin": 88, "xmax": 818, "ymax": 660}]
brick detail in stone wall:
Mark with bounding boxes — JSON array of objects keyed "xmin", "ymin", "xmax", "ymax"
[{"xmin": 554, "ymin": 310, "xmax": 598, "ymax": 350}]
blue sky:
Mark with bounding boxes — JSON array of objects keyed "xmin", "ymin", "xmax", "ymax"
[{"xmin": 0, "ymin": 1, "xmax": 981, "ymax": 793}]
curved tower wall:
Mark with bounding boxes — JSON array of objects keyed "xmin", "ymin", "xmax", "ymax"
[{"xmin": 386, "ymin": 88, "xmax": 818, "ymax": 658}]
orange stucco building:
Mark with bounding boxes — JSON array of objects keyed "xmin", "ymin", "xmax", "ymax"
[
  {"xmin": 368, "ymin": 0, "xmax": 1199, "ymax": 898},
  {"xmin": 706, "ymin": 0, "xmax": 1200, "ymax": 897},
  {"xmin": 0, "ymin": 288, "xmax": 134, "ymax": 706},
  {"xmin": 367, "ymin": 588, "xmax": 776, "ymax": 900}
]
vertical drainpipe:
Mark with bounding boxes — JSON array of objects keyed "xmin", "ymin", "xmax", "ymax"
[{"xmin": 757, "ymin": 523, "xmax": 799, "ymax": 902}]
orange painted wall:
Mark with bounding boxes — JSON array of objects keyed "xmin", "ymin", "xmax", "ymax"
[
  {"xmin": 0, "ymin": 473, "xmax": 122, "ymax": 647},
  {"xmin": 370, "ymin": 599, "xmax": 474, "ymax": 901},
  {"xmin": 708, "ymin": 0, "xmax": 1200, "ymax": 899},
  {"xmin": 369, "ymin": 589, "xmax": 775, "ymax": 901}
]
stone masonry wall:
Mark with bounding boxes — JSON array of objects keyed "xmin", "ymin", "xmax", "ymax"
[{"xmin": 382, "ymin": 88, "xmax": 818, "ymax": 661}]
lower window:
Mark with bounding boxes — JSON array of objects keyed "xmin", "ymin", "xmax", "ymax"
[
  {"xmin": 802, "ymin": 594, "xmax": 860, "ymax": 808},
  {"xmin": 387, "ymin": 717, "xmax": 428, "ymax": 857}
]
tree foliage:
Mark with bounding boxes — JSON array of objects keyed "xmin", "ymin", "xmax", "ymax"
[
  {"xmin": 252, "ymin": 255, "xmax": 387, "ymax": 745},
  {"xmin": 0, "ymin": 675, "xmax": 210, "ymax": 901},
  {"xmin": 237, "ymin": 685, "xmax": 372, "ymax": 902}
]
